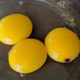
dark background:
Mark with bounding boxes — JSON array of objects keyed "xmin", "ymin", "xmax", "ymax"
[{"xmin": 0, "ymin": 0, "xmax": 80, "ymax": 80}]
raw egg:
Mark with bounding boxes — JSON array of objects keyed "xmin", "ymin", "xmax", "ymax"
[
  {"xmin": 0, "ymin": 14, "xmax": 32, "ymax": 45},
  {"xmin": 9, "ymin": 39, "xmax": 47, "ymax": 73},
  {"xmin": 45, "ymin": 28, "xmax": 80, "ymax": 63}
]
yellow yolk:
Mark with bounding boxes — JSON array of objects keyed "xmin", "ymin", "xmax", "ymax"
[
  {"xmin": 0, "ymin": 14, "xmax": 32, "ymax": 45},
  {"xmin": 45, "ymin": 28, "xmax": 80, "ymax": 63},
  {"xmin": 9, "ymin": 39, "xmax": 47, "ymax": 73}
]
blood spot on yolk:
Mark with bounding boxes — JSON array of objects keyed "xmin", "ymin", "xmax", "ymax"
[{"xmin": 64, "ymin": 58, "xmax": 71, "ymax": 63}]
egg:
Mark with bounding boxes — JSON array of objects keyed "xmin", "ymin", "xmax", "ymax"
[
  {"xmin": 9, "ymin": 39, "xmax": 47, "ymax": 73},
  {"xmin": 45, "ymin": 28, "xmax": 80, "ymax": 63},
  {"xmin": 0, "ymin": 14, "xmax": 32, "ymax": 45}
]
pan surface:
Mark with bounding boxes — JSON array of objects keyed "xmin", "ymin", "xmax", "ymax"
[{"xmin": 0, "ymin": 0, "xmax": 80, "ymax": 80}]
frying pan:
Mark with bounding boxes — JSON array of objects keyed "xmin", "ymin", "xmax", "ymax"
[{"xmin": 0, "ymin": 0, "xmax": 80, "ymax": 80}]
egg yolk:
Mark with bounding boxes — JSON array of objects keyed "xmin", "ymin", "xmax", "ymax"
[
  {"xmin": 9, "ymin": 39, "xmax": 47, "ymax": 73},
  {"xmin": 0, "ymin": 14, "xmax": 32, "ymax": 45},
  {"xmin": 45, "ymin": 28, "xmax": 80, "ymax": 63}
]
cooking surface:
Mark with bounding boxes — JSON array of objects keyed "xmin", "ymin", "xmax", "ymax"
[{"xmin": 0, "ymin": 0, "xmax": 80, "ymax": 80}]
